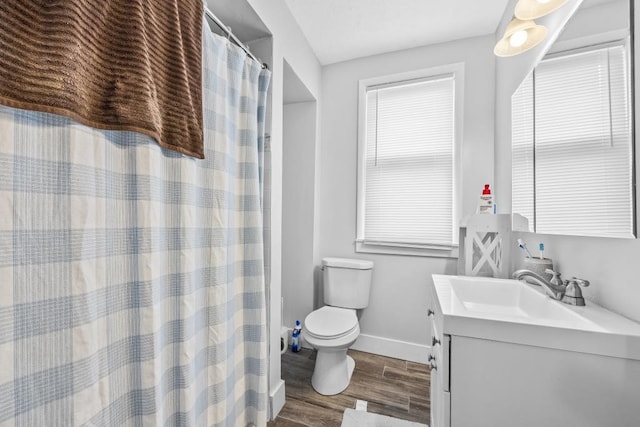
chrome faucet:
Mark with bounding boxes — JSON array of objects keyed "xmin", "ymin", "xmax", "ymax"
[{"xmin": 512, "ymin": 269, "xmax": 590, "ymax": 306}]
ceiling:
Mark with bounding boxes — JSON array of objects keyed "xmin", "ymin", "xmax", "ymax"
[
  {"xmin": 206, "ymin": 0, "xmax": 614, "ymax": 67},
  {"xmin": 283, "ymin": 0, "xmax": 512, "ymax": 65}
]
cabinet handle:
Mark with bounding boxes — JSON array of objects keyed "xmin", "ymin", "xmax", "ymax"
[
  {"xmin": 428, "ymin": 354, "xmax": 436, "ymax": 362},
  {"xmin": 432, "ymin": 337, "xmax": 441, "ymax": 346},
  {"xmin": 427, "ymin": 309, "xmax": 434, "ymax": 317},
  {"xmin": 429, "ymin": 362, "xmax": 437, "ymax": 371}
]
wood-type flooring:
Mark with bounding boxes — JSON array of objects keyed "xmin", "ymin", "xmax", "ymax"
[{"xmin": 268, "ymin": 348, "xmax": 430, "ymax": 427}]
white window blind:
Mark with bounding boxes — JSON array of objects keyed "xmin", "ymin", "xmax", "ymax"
[
  {"xmin": 512, "ymin": 44, "xmax": 634, "ymax": 238},
  {"xmin": 362, "ymin": 75, "xmax": 456, "ymax": 246}
]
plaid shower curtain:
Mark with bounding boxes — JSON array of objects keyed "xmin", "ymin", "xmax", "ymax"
[{"xmin": 0, "ymin": 20, "xmax": 271, "ymax": 426}]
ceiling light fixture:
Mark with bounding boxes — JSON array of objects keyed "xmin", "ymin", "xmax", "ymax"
[
  {"xmin": 493, "ymin": 18, "xmax": 548, "ymax": 57},
  {"xmin": 514, "ymin": 0, "xmax": 570, "ymax": 20}
]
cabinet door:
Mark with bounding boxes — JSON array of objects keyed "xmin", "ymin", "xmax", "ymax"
[
  {"xmin": 449, "ymin": 335, "xmax": 640, "ymax": 426},
  {"xmin": 430, "ymin": 358, "xmax": 442, "ymax": 427},
  {"xmin": 430, "ymin": 316, "xmax": 450, "ymax": 427}
]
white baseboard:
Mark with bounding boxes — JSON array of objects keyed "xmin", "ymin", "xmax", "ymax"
[
  {"xmin": 269, "ymin": 379, "xmax": 286, "ymax": 420},
  {"xmin": 351, "ymin": 333, "xmax": 431, "ymax": 364}
]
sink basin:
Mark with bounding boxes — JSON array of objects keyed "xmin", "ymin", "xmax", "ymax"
[
  {"xmin": 448, "ymin": 275, "xmax": 596, "ymax": 327},
  {"xmin": 431, "ymin": 274, "xmax": 640, "ymax": 360}
]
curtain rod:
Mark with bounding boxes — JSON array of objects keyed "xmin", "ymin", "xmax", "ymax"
[{"xmin": 204, "ymin": 6, "xmax": 267, "ymax": 69}]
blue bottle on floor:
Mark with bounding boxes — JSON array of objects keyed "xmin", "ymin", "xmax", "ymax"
[{"xmin": 291, "ymin": 320, "xmax": 302, "ymax": 352}]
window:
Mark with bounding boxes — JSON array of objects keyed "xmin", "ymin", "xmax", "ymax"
[
  {"xmin": 512, "ymin": 42, "xmax": 635, "ymax": 238},
  {"xmin": 356, "ymin": 66, "xmax": 462, "ymax": 257}
]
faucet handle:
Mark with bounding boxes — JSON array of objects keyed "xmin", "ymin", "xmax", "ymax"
[
  {"xmin": 566, "ymin": 277, "xmax": 590, "ymax": 288},
  {"xmin": 563, "ymin": 277, "xmax": 590, "ymax": 306},
  {"xmin": 545, "ymin": 268, "xmax": 562, "ymax": 286}
]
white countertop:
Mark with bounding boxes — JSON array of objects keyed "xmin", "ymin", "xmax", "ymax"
[{"xmin": 431, "ymin": 274, "xmax": 640, "ymax": 361}]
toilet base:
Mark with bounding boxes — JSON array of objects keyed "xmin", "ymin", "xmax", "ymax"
[{"xmin": 311, "ymin": 350, "xmax": 355, "ymax": 396}]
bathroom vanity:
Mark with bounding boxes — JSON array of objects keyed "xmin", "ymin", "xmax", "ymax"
[{"xmin": 428, "ymin": 274, "xmax": 640, "ymax": 427}]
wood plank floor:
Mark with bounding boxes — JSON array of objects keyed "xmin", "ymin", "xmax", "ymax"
[{"xmin": 268, "ymin": 349, "xmax": 430, "ymax": 427}]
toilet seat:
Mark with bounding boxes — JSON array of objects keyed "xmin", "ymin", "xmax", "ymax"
[{"xmin": 304, "ymin": 306, "xmax": 358, "ymax": 340}]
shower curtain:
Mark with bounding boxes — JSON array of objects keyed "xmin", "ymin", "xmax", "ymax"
[{"xmin": 0, "ymin": 19, "xmax": 271, "ymax": 427}]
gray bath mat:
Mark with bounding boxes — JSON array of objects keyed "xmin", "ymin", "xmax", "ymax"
[{"xmin": 341, "ymin": 409, "xmax": 428, "ymax": 427}]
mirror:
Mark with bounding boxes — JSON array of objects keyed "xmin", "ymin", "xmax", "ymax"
[{"xmin": 511, "ymin": 0, "xmax": 635, "ymax": 238}]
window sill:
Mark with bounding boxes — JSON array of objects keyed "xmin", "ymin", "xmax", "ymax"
[{"xmin": 355, "ymin": 240, "xmax": 459, "ymax": 259}]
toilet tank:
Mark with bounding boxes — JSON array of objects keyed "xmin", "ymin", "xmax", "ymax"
[{"xmin": 322, "ymin": 257, "xmax": 374, "ymax": 309}]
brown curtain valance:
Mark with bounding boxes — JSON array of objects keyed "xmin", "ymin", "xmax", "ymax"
[{"xmin": 0, "ymin": 0, "xmax": 204, "ymax": 158}]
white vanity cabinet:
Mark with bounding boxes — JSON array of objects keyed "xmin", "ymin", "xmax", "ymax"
[{"xmin": 428, "ymin": 274, "xmax": 640, "ymax": 427}]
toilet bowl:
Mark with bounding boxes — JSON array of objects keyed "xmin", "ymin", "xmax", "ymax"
[{"xmin": 302, "ymin": 305, "xmax": 360, "ymax": 395}]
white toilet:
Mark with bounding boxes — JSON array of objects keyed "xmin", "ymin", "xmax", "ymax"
[{"xmin": 302, "ymin": 257, "xmax": 373, "ymax": 395}]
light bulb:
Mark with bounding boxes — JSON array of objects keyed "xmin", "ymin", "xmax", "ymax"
[{"xmin": 509, "ymin": 30, "xmax": 528, "ymax": 48}]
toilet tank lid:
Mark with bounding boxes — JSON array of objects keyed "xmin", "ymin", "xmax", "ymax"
[{"xmin": 322, "ymin": 257, "xmax": 373, "ymax": 270}]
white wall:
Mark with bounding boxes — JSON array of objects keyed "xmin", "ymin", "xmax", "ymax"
[
  {"xmin": 496, "ymin": 0, "xmax": 640, "ymax": 323},
  {"xmin": 318, "ymin": 35, "xmax": 496, "ymax": 362},
  {"xmin": 245, "ymin": 0, "xmax": 323, "ymax": 419},
  {"xmin": 282, "ymin": 102, "xmax": 317, "ymax": 329}
]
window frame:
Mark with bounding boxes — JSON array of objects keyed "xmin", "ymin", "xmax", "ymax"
[{"xmin": 355, "ymin": 64, "xmax": 464, "ymax": 258}]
